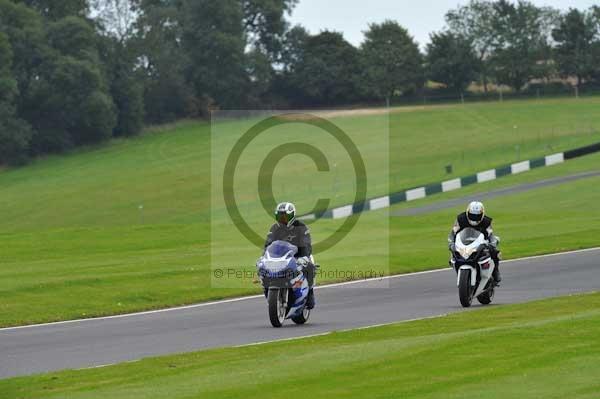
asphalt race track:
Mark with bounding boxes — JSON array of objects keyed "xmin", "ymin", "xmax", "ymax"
[{"xmin": 2, "ymin": 248, "xmax": 599, "ymax": 379}]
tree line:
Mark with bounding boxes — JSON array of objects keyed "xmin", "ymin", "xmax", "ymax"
[{"xmin": 1, "ymin": 0, "xmax": 600, "ymax": 164}]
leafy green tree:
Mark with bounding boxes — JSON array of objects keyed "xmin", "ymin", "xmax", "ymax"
[
  {"xmin": 181, "ymin": 0, "xmax": 247, "ymax": 108},
  {"xmin": 288, "ymin": 31, "xmax": 361, "ymax": 105},
  {"xmin": 445, "ymin": 0, "xmax": 498, "ymax": 92},
  {"xmin": 106, "ymin": 47, "xmax": 145, "ymax": 135},
  {"xmin": 270, "ymin": 25, "xmax": 308, "ymax": 106},
  {"xmin": 16, "ymin": 0, "xmax": 89, "ymax": 20},
  {"xmin": 0, "ymin": 33, "xmax": 17, "ymax": 104},
  {"xmin": 91, "ymin": 0, "xmax": 139, "ymax": 42},
  {"xmin": 552, "ymin": 8, "xmax": 600, "ymax": 87},
  {"xmin": 490, "ymin": 0, "xmax": 558, "ymax": 91},
  {"xmin": 0, "ymin": 0, "xmax": 48, "ymax": 106},
  {"xmin": 133, "ymin": 0, "xmax": 195, "ymax": 122},
  {"xmin": 27, "ymin": 56, "xmax": 116, "ymax": 150},
  {"xmin": 0, "ymin": 32, "xmax": 32, "ymax": 164},
  {"xmin": 592, "ymin": 7, "xmax": 600, "ymax": 82},
  {"xmin": 25, "ymin": 16, "xmax": 116, "ymax": 151},
  {"xmin": 245, "ymin": 47, "xmax": 275, "ymax": 107},
  {"xmin": 47, "ymin": 16, "xmax": 98, "ymax": 60},
  {"xmin": 426, "ymin": 31, "xmax": 479, "ymax": 94},
  {"xmin": 242, "ymin": 0, "xmax": 297, "ymax": 59},
  {"xmin": 241, "ymin": 1, "xmax": 299, "ymax": 107},
  {"xmin": 95, "ymin": 2, "xmax": 146, "ymax": 136},
  {"xmin": 0, "ymin": 0, "xmax": 45, "ymax": 162},
  {"xmin": 361, "ymin": 21, "xmax": 423, "ymax": 106},
  {"xmin": 279, "ymin": 25, "xmax": 309, "ymax": 73}
]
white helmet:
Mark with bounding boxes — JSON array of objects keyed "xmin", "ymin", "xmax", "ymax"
[
  {"xmin": 466, "ymin": 201, "xmax": 485, "ymax": 226},
  {"xmin": 275, "ymin": 202, "xmax": 296, "ymax": 227}
]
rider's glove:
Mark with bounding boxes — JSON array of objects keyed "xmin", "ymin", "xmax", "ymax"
[{"xmin": 297, "ymin": 256, "xmax": 310, "ymax": 267}]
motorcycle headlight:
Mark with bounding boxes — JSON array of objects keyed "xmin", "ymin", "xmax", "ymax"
[{"xmin": 459, "ymin": 247, "xmax": 475, "ymax": 259}]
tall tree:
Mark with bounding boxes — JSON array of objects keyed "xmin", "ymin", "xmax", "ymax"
[
  {"xmin": 91, "ymin": 0, "xmax": 139, "ymax": 42},
  {"xmin": 181, "ymin": 0, "xmax": 247, "ymax": 108},
  {"xmin": 289, "ymin": 31, "xmax": 361, "ymax": 105},
  {"xmin": 242, "ymin": 0, "xmax": 297, "ymax": 59},
  {"xmin": 0, "ymin": 0, "xmax": 49, "ymax": 110},
  {"xmin": 16, "ymin": 0, "xmax": 89, "ymax": 20},
  {"xmin": 245, "ymin": 47, "xmax": 275, "ymax": 107},
  {"xmin": 592, "ymin": 6, "xmax": 600, "ymax": 81},
  {"xmin": 93, "ymin": 0, "xmax": 145, "ymax": 135},
  {"xmin": 270, "ymin": 24, "xmax": 309, "ymax": 106},
  {"xmin": 100, "ymin": 35, "xmax": 145, "ymax": 135},
  {"xmin": 552, "ymin": 8, "xmax": 600, "ymax": 87},
  {"xmin": 241, "ymin": 0, "xmax": 298, "ymax": 107},
  {"xmin": 446, "ymin": 0, "xmax": 498, "ymax": 92},
  {"xmin": 0, "ymin": 31, "xmax": 32, "ymax": 164},
  {"xmin": 490, "ymin": 0, "xmax": 558, "ymax": 91},
  {"xmin": 25, "ymin": 16, "xmax": 116, "ymax": 151},
  {"xmin": 361, "ymin": 21, "xmax": 423, "ymax": 106},
  {"xmin": 279, "ymin": 25, "xmax": 309, "ymax": 73},
  {"xmin": 426, "ymin": 31, "xmax": 479, "ymax": 94},
  {"xmin": 133, "ymin": 0, "xmax": 194, "ymax": 122}
]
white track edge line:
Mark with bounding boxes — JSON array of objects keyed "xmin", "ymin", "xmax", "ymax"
[{"xmin": 2, "ymin": 247, "xmax": 598, "ymax": 332}]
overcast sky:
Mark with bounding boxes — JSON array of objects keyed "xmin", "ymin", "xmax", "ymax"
[{"xmin": 289, "ymin": 0, "xmax": 599, "ymax": 48}]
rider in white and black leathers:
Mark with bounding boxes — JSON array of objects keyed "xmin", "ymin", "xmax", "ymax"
[
  {"xmin": 264, "ymin": 202, "xmax": 316, "ymax": 308},
  {"xmin": 448, "ymin": 201, "xmax": 502, "ymax": 283}
]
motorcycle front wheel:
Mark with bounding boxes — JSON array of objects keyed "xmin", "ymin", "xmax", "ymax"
[
  {"xmin": 458, "ymin": 269, "xmax": 474, "ymax": 308},
  {"xmin": 268, "ymin": 288, "xmax": 287, "ymax": 328}
]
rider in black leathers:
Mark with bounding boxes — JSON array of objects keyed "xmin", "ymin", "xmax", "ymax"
[{"xmin": 448, "ymin": 201, "xmax": 502, "ymax": 283}]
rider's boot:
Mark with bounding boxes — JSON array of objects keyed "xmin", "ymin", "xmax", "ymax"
[
  {"xmin": 306, "ymin": 288, "xmax": 315, "ymax": 309},
  {"xmin": 492, "ymin": 262, "xmax": 502, "ymax": 284}
]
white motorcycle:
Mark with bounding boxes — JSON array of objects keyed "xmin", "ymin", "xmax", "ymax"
[{"xmin": 450, "ymin": 228, "xmax": 499, "ymax": 307}]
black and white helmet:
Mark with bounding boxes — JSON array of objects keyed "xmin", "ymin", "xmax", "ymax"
[
  {"xmin": 466, "ymin": 201, "xmax": 485, "ymax": 226},
  {"xmin": 275, "ymin": 202, "xmax": 296, "ymax": 227}
]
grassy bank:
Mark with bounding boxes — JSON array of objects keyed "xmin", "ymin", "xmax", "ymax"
[{"xmin": 1, "ymin": 98, "xmax": 600, "ymax": 326}]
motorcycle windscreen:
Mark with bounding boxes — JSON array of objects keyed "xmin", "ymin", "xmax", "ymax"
[
  {"xmin": 266, "ymin": 240, "xmax": 298, "ymax": 258},
  {"xmin": 458, "ymin": 228, "xmax": 482, "ymax": 245}
]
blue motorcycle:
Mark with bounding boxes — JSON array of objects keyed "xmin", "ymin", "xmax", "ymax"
[{"xmin": 257, "ymin": 241, "xmax": 315, "ymax": 327}]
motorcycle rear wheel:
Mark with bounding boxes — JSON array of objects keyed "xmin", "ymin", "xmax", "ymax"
[{"xmin": 291, "ymin": 307, "xmax": 310, "ymax": 324}]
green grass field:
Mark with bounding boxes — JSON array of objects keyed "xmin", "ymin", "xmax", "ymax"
[
  {"xmin": 3, "ymin": 292, "xmax": 600, "ymax": 398},
  {"xmin": 1, "ymin": 98, "xmax": 600, "ymax": 326}
]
